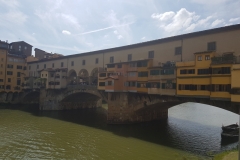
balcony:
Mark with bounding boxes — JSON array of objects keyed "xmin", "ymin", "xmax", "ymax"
[
  {"xmin": 211, "ymin": 52, "xmax": 240, "ymax": 65},
  {"xmin": 98, "ymin": 72, "xmax": 107, "ymax": 80}
]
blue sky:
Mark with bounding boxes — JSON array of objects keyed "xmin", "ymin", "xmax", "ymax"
[{"xmin": 0, "ymin": 0, "xmax": 239, "ymax": 55}]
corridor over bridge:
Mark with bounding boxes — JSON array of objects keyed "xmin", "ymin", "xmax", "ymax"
[{"xmin": 1, "ymin": 24, "xmax": 240, "ymax": 124}]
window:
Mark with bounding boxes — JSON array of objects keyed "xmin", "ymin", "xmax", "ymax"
[
  {"xmin": 99, "ymin": 82, "xmax": 105, "ymax": 86},
  {"xmin": 17, "ymin": 65, "xmax": 22, "ymax": 69},
  {"xmin": 44, "ymin": 64, "xmax": 46, "ymax": 68},
  {"xmin": 61, "ymin": 62, "xmax": 64, "ymax": 67},
  {"xmin": 110, "ymin": 56, "xmax": 114, "ymax": 63},
  {"xmin": 25, "ymin": 46, "xmax": 27, "ymax": 50},
  {"xmin": 198, "ymin": 56, "xmax": 202, "ymax": 61},
  {"xmin": 19, "ymin": 45, "xmax": 21, "ymax": 51},
  {"xmin": 128, "ymin": 54, "xmax": 132, "ymax": 61},
  {"xmin": 129, "ymin": 62, "xmax": 136, "ymax": 67},
  {"xmin": 198, "ymin": 69, "xmax": 210, "ymax": 75},
  {"xmin": 17, "ymin": 72, "xmax": 21, "ymax": 77},
  {"xmin": 17, "ymin": 79, "xmax": 21, "ymax": 85},
  {"xmin": 7, "ymin": 64, "xmax": 13, "ymax": 68},
  {"xmin": 0, "ymin": 71, "xmax": 2, "ymax": 75},
  {"xmin": 138, "ymin": 71, "xmax": 148, "ymax": 77},
  {"xmin": 8, "ymin": 78, "xmax": 11, "ymax": 82},
  {"xmin": 161, "ymin": 69, "xmax": 174, "ymax": 75},
  {"xmin": 150, "ymin": 70, "xmax": 160, "ymax": 75},
  {"xmin": 37, "ymin": 65, "xmax": 39, "ymax": 69},
  {"xmin": 117, "ymin": 64, "xmax": 122, "ymax": 68},
  {"xmin": 148, "ymin": 51, "xmax": 154, "ymax": 58},
  {"xmin": 7, "ymin": 71, "xmax": 13, "ymax": 75},
  {"xmin": 107, "ymin": 64, "xmax": 115, "ymax": 68},
  {"xmin": 187, "ymin": 69, "xmax": 195, "ymax": 74},
  {"xmin": 175, "ymin": 47, "xmax": 182, "ymax": 55},
  {"xmin": 137, "ymin": 61, "xmax": 148, "ymax": 67},
  {"xmin": 213, "ymin": 84, "xmax": 231, "ymax": 92},
  {"xmin": 95, "ymin": 58, "xmax": 98, "ymax": 64},
  {"xmin": 208, "ymin": 42, "xmax": 216, "ymax": 51},
  {"xmin": 82, "ymin": 60, "xmax": 85, "ymax": 65},
  {"xmin": 52, "ymin": 63, "xmax": 54, "ymax": 68},
  {"xmin": 6, "ymin": 85, "xmax": 11, "ymax": 90},
  {"xmin": 180, "ymin": 69, "xmax": 194, "ymax": 74},
  {"xmin": 46, "ymin": 74, "xmax": 47, "ymax": 77},
  {"xmin": 212, "ymin": 67, "xmax": 230, "ymax": 74},
  {"xmin": 128, "ymin": 72, "xmax": 136, "ymax": 77},
  {"xmin": 205, "ymin": 55, "xmax": 210, "ymax": 60},
  {"xmin": 29, "ymin": 66, "xmax": 31, "ymax": 70},
  {"xmin": 0, "ymin": 79, "xmax": 3, "ymax": 82}
]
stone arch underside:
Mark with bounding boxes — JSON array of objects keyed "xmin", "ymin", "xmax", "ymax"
[
  {"xmin": 22, "ymin": 91, "xmax": 40, "ymax": 103},
  {"xmin": 59, "ymin": 92, "xmax": 102, "ymax": 110}
]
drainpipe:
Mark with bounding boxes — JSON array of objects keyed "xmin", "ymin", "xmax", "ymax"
[
  {"xmin": 4, "ymin": 50, "xmax": 7, "ymax": 92},
  {"xmin": 181, "ymin": 38, "xmax": 183, "ymax": 62}
]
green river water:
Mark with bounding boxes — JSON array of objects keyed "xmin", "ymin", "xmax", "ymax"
[{"xmin": 0, "ymin": 103, "xmax": 238, "ymax": 160}]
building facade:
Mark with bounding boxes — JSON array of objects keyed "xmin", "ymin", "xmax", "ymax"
[{"xmin": 9, "ymin": 41, "xmax": 32, "ymax": 57}]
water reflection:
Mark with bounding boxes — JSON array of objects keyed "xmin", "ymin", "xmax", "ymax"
[{"xmin": 0, "ymin": 102, "xmax": 238, "ymax": 159}]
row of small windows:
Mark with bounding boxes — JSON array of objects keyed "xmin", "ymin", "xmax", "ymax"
[
  {"xmin": 48, "ymin": 82, "xmax": 60, "ymax": 85},
  {"xmin": 178, "ymin": 84, "xmax": 231, "ymax": 92},
  {"xmin": 180, "ymin": 67, "xmax": 231, "ymax": 75},
  {"xmin": 99, "ymin": 81, "xmax": 176, "ymax": 89},
  {"xmin": 30, "ymin": 58, "xmax": 100, "ymax": 70},
  {"xmin": 6, "ymin": 64, "xmax": 25, "ymax": 70},
  {"xmin": 137, "ymin": 82, "xmax": 176, "ymax": 89},
  {"xmin": 28, "ymin": 42, "xmax": 217, "ymax": 70},
  {"xmin": 197, "ymin": 55, "xmax": 210, "ymax": 61},
  {"xmin": 150, "ymin": 69, "xmax": 174, "ymax": 75}
]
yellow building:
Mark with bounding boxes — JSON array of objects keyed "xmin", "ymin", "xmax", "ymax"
[
  {"xmin": 176, "ymin": 51, "xmax": 239, "ymax": 101},
  {"xmin": 5, "ymin": 54, "xmax": 27, "ymax": 92},
  {"xmin": 0, "ymin": 41, "xmax": 8, "ymax": 92}
]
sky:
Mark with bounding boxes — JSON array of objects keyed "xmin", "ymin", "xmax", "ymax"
[{"xmin": 0, "ymin": 0, "xmax": 239, "ymax": 56}]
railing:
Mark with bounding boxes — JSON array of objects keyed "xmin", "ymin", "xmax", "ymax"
[{"xmin": 67, "ymin": 84, "xmax": 98, "ymax": 91}]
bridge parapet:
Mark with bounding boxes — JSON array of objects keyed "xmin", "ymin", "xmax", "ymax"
[{"xmin": 67, "ymin": 85, "xmax": 98, "ymax": 91}]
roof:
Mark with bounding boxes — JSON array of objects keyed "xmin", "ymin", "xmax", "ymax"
[
  {"xmin": 28, "ymin": 24, "xmax": 240, "ymax": 64},
  {"xmin": 106, "ymin": 59, "xmax": 151, "ymax": 65},
  {"xmin": 194, "ymin": 51, "xmax": 215, "ymax": 55},
  {"xmin": 10, "ymin": 41, "xmax": 33, "ymax": 47}
]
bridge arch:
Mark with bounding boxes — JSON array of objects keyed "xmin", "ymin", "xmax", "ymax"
[
  {"xmin": 78, "ymin": 69, "xmax": 89, "ymax": 84},
  {"xmin": 90, "ymin": 67, "xmax": 98, "ymax": 85},
  {"xmin": 59, "ymin": 89, "xmax": 102, "ymax": 109},
  {"xmin": 68, "ymin": 69, "xmax": 77, "ymax": 85},
  {"xmin": 22, "ymin": 91, "xmax": 40, "ymax": 103}
]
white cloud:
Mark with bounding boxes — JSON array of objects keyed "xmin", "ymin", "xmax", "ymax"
[
  {"xmin": 151, "ymin": 8, "xmax": 231, "ymax": 35},
  {"xmin": 229, "ymin": 18, "xmax": 240, "ymax": 22},
  {"xmin": 113, "ymin": 30, "xmax": 118, "ymax": 34},
  {"xmin": 211, "ymin": 19, "xmax": 224, "ymax": 27},
  {"xmin": 152, "ymin": 8, "xmax": 201, "ymax": 35},
  {"xmin": 104, "ymin": 35, "xmax": 109, "ymax": 38},
  {"xmin": 62, "ymin": 30, "xmax": 71, "ymax": 35},
  {"xmin": 141, "ymin": 37, "xmax": 146, "ymax": 40},
  {"xmin": 118, "ymin": 35, "xmax": 123, "ymax": 39},
  {"xmin": 151, "ymin": 11, "xmax": 175, "ymax": 21}
]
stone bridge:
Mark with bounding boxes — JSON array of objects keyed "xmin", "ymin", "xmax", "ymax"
[
  {"xmin": 39, "ymin": 85, "xmax": 108, "ymax": 110},
  {"xmin": 1, "ymin": 86, "xmax": 239, "ymax": 124}
]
